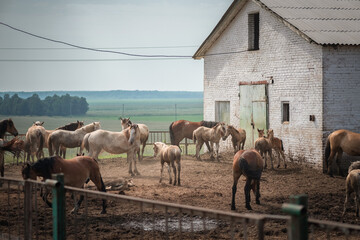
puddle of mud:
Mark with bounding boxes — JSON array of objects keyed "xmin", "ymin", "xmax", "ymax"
[{"xmin": 123, "ymin": 215, "xmax": 219, "ymax": 232}]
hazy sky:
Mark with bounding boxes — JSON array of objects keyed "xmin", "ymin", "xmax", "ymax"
[{"xmin": 0, "ymin": 0, "xmax": 233, "ymax": 92}]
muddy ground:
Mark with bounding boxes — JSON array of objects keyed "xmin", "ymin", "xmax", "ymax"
[{"xmin": 1, "ymin": 152, "xmax": 359, "ymax": 239}]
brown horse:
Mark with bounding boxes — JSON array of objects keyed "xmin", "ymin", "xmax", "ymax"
[
  {"xmin": 254, "ymin": 129, "xmax": 273, "ymax": 169},
  {"xmin": 224, "ymin": 125, "xmax": 246, "ymax": 153},
  {"xmin": 0, "ymin": 118, "xmax": 18, "ymax": 138},
  {"xmin": 267, "ymin": 129, "xmax": 286, "ymax": 168},
  {"xmin": 193, "ymin": 122, "xmax": 227, "ymax": 161},
  {"xmin": 119, "ymin": 117, "xmax": 149, "ymax": 162},
  {"xmin": 325, "ymin": 129, "xmax": 360, "ymax": 177},
  {"xmin": 169, "ymin": 120, "xmax": 218, "ymax": 150},
  {"xmin": 153, "ymin": 142, "xmax": 181, "ymax": 186},
  {"xmin": 0, "ymin": 138, "xmax": 22, "ymax": 180},
  {"xmin": 231, "ymin": 149, "xmax": 264, "ymax": 210},
  {"xmin": 22, "ymin": 155, "xmax": 106, "ymax": 214}
]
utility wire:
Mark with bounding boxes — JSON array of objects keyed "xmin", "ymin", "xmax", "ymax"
[
  {"xmin": 0, "ymin": 21, "xmax": 193, "ymax": 58},
  {"xmin": 0, "ymin": 58, "xmax": 189, "ymax": 62},
  {"xmin": 0, "ymin": 46, "xmax": 198, "ymax": 50}
]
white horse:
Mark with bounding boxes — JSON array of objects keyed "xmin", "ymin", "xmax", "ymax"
[
  {"xmin": 193, "ymin": 122, "xmax": 227, "ymax": 161},
  {"xmin": 153, "ymin": 142, "xmax": 181, "ymax": 186},
  {"xmin": 48, "ymin": 122, "xmax": 101, "ymax": 156},
  {"xmin": 25, "ymin": 123, "xmax": 46, "ymax": 162},
  {"xmin": 120, "ymin": 117, "xmax": 149, "ymax": 162},
  {"xmin": 82, "ymin": 124, "xmax": 141, "ymax": 176}
]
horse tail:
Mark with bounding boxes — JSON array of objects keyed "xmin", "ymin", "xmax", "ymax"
[
  {"xmin": 169, "ymin": 122, "xmax": 176, "ymax": 145},
  {"xmin": 324, "ymin": 136, "xmax": 331, "ymax": 173},
  {"xmin": 193, "ymin": 131, "xmax": 197, "ymax": 144},
  {"xmin": 36, "ymin": 130, "xmax": 44, "ymax": 158},
  {"xmin": 48, "ymin": 135, "xmax": 54, "ymax": 156}
]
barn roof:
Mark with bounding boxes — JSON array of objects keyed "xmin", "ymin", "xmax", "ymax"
[{"xmin": 193, "ymin": 0, "xmax": 360, "ymax": 59}]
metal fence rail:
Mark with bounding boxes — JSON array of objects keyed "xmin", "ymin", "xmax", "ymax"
[{"xmin": 2, "ymin": 176, "xmax": 360, "ymax": 240}]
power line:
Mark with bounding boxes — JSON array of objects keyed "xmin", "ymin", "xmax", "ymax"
[
  {"xmin": 0, "ymin": 58, "xmax": 190, "ymax": 62},
  {"xmin": 0, "ymin": 21, "xmax": 193, "ymax": 58},
  {"xmin": 0, "ymin": 46, "xmax": 198, "ymax": 50}
]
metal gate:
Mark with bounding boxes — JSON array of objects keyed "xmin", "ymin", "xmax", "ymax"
[{"xmin": 239, "ymin": 81, "xmax": 268, "ymax": 148}]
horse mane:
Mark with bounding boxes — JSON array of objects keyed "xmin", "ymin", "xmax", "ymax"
[
  {"xmin": 56, "ymin": 121, "xmax": 80, "ymax": 131},
  {"xmin": 30, "ymin": 156, "xmax": 56, "ymax": 180},
  {"xmin": 0, "ymin": 119, "xmax": 10, "ymax": 138},
  {"xmin": 200, "ymin": 120, "xmax": 219, "ymax": 128}
]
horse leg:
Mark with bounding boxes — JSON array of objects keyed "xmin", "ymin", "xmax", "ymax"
[
  {"xmin": 215, "ymin": 142, "xmax": 220, "ymax": 161},
  {"xmin": 280, "ymin": 150, "xmax": 287, "ymax": 169},
  {"xmin": 171, "ymin": 162, "xmax": 176, "ymax": 186},
  {"xmin": 132, "ymin": 151, "xmax": 140, "ymax": 175},
  {"xmin": 204, "ymin": 141, "xmax": 211, "ymax": 152},
  {"xmin": 127, "ymin": 152, "xmax": 135, "ymax": 176},
  {"xmin": 42, "ymin": 188, "xmax": 52, "ymax": 208},
  {"xmin": 342, "ymin": 188, "xmax": 351, "ymax": 217},
  {"xmin": 255, "ymin": 180, "xmax": 261, "ymax": 205},
  {"xmin": 159, "ymin": 160, "xmax": 165, "ymax": 183},
  {"xmin": 327, "ymin": 150, "xmax": 337, "ymax": 177},
  {"xmin": 167, "ymin": 163, "xmax": 172, "ymax": 185},
  {"xmin": 231, "ymin": 173, "xmax": 241, "ymax": 210},
  {"xmin": 261, "ymin": 150, "xmax": 267, "ymax": 169},
  {"xmin": 195, "ymin": 141, "xmax": 203, "ymax": 161},
  {"xmin": 356, "ymin": 192, "xmax": 360, "ymax": 217},
  {"xmin": 71, "ymin": 193, "xmax": 84, "ymax": 214},
  {"xmin": 141, "ymin": 141, "xmax": 146, "ymax": 162},
  {"xmin": 336, "ymin": 150, "xmax": 345, "ymax": 177},
  {"xmin": 268, "ymin": 149, "xmax": 274, "ymax": 169},
  {"xmin": 244, "ymin": 177, "xmax": 252, "ymax": 210},
  {"xmin": 90, "ymin": 173, "xmax": 107, "ymax": 214},
  {"xmin": 177, "ymin": 160, "xmax": 181, "ymax": 186}
]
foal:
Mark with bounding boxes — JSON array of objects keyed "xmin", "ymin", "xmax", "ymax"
[
  {"xmin": 254, "ymin": 129, "xmax": 273, "ymax": 169},
  {"xmin": 267, "ymin": 129, "xmax": 286, "ymax": 168},
  {"xmin": 153, "ymin": 142, "xmax": 181, "ymax": 186},
  {"xmin": 342, "ymin": 168, "xmax": 360, "ymax": 217},
  {"xmin": 225, "ymin": 125, "xmax": 246, "ymax": 153}
]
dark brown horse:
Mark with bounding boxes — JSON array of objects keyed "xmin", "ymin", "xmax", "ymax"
[
  {"xmin": 231, "ymin": 149, "xmax": 265, "ymax": 211},
  {"xmin": 56, "ymin": 120, "xmax": 84, "ymax": 131},
  {"xmin": 325, "ymin": 129, "xmax": 360, "ymax": 177},
  {"xmin": 22, "ymin": 155, "xmax": 106, "ymax": 214},
  {"xmin": 169, "ymin": 120, "xmax": 218, "ymax": 150},
  {"xmin": 0, "ymin": 119, "xmax": 18, "ymax": 138},
  {"xmin": 0, "ymin": 138, "xmax": 21, "ymax": 180}
]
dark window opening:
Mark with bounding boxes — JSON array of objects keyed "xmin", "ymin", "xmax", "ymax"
[
  {"xmin": 248, "ymin": 13, "xmax": 259, "ymax": 50},
  {"xmin": 282, "ymin": 102, "xmax": 290, "ymax": 123}
]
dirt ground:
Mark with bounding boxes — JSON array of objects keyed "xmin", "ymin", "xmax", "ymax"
[{"xmin": 1, "ymin": 152, "xmax": 359, "ymax": 239}]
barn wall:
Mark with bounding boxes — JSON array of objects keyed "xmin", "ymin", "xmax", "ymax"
[{"xmin": 202, "ymin": 0, "xmax": 324, "ymax": 166}]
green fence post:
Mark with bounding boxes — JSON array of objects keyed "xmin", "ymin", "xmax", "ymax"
[
  {"xmin": 282, "ymin": 194, "xmax": 308, "ymax": 240},
  {"xmin": 51, "ymin": 173, "xmax": 66, "ymax": 240}
]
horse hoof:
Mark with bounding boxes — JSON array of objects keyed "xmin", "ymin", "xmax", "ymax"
[
  {"xmin": 284, "ymin": 165, "xmax": 287, "ymax": 169},
  {"xmin": 256, "ymin": 200, "xmax": 260, "ymax": 205},
  {"xmin": 231, "ymin": 206, "xmax": 236, "ymax": 211},
  {"xmin": 246, "ymin": 205, "xmax": 252, "ymax": 210},
  {"xmin": 277, "ymin": 165, "xmax": 280, "ymax": 168},
  {"xmin": 101, "ymin": 210, "xmax": 107, "ymax": 214}
]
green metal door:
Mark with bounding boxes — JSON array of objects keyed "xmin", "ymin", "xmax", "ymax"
[{"xmin": 239, "ymin": 83, "xmax": 268, "ymax": 148}]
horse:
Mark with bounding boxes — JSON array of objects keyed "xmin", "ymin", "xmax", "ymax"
[
  {"xmin": 169, "ymin": 120, "xmax": 218, "ymax": 150},
  {"xmin": 21, "ymin": 155, "xmax": 107, "ymax": 214},
  {"xmin": 55, "ymin": 120, "xmax": 84, "ymax": 158},
  {"xmin": 224, "ymin": 125, "xmax": 246, "ymax": 153},
  {"xmin": 153, "ymin": 142, "xmax": 181, "ymax": 186},
  {"xmin": 231, "ymin": 149, "xmax": 264, "ymax": 210},
  {"xmin": 25, "ymin": 123, "xmax": 47, "ymax": 162},
  {"xmin": 48, "ymin": 122, "xmax": 101, "ymax": 156},
  {"xmin": 0, "ymin": 138, "xmax": 22, "ymax": 180},
  {"xmin": 0, "ymin": 118, "xmax": 18, "ymax": 138},
  {"xmin": 325, "ymin": 129, "xmax": 360, "ymax": 177},
  {"xmin": 267, "ymin": 129, "xmax": 286, "ymax": 168},
  {"xmin": 119, "ymin": 117, "xmax": 149, "ymax": 162},
  {"xmin": 254, "ymin": 128, "xmax": 273, "ymax": 169},
  {"xmin": 342, "ymin": 161, "xmax": 360, "ymax": 217},
  {"xmin": 82, "ymin": 124, "xmax": 141, "ymax": 176},
  {"xmin": 193, "ymin": 122, "xmax": 227, "ymax": 161},
  {"xmin": 11, "ymin": 138, "xmax": 26, "ymax": 164}
]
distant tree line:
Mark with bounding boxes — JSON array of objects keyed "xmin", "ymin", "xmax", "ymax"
[{"xmin": 0, "ymin": 93, "xmax": 88, "ymax": 116}]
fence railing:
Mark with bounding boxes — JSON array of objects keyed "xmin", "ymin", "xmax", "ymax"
[{"xmin": 1, "ymin": 176, "xmax": 360, "ymax": 240}]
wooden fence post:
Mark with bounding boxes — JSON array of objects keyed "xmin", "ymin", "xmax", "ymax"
[{"xmin": 24, "ymin": 180, "xmax": 32, "ymax": 240}]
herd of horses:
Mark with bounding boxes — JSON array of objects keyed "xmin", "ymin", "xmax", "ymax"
[{"xmin": 1, "ymin": 118, "xmax": 360, "ymax": 216}]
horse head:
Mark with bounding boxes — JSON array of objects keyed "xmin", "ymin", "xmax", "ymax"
[
  {"xmin": 6, "ymin": 119, "xmax": 18, "ymax": 137},
  {"xmin": 77, "ymin": 120, "xmax": 84, "ymax": 128},
  {"xmin": 119, "ymin": 117, "xmax": 132, "ymax": 130},
  {"xmin": 153, "ymin": 142, "xmax": 166, "ymax": 157},
  {"xmin": 129, "ymin": 124, "xmax": 139, "ymax": 145},
  {"xmin": 267, "ymin": 129, "xmax": 274, "ymax": 138},
  {"xmin": 257, "ymin": 128, "xmax": 265, "ymax": 138},
  {"xmin": 92, "ymin": 122, "xmax": 101, "ymax": 131},
  {"xmin": 217, "ymin": 122, "xmax": 227, "ymax": 140},
  {"xmin": 21, "ymin": 163, "xmax": 37, "ymax": 180}
]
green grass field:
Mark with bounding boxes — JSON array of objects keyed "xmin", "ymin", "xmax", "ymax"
[{"xmin": 1, "ymin": 97, "xmax": 203, "ymax": 163}]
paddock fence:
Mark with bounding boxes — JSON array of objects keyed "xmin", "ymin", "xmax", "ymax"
[{"xmin": 1, "ymin": 176, "xmax": 360, "ymax": 240}]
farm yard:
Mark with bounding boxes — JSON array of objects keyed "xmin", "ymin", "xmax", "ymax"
[{"xmin": 1, "ymin": 152, "xmax": 360, "ymax": 239}]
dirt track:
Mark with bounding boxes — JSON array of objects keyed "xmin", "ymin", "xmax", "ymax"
[{"xmin": 1, "ymin": 152, "xmax": 359, "ymax": 239}]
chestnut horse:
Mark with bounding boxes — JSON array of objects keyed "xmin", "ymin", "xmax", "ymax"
[
  {"xmin": 224, "ymin": 125, "xmax": 246, "ymax": 153},
  {"xmin": 153, "ymin": 142, "xmax": 181, "ymax": 186},
  {"xmin": 22, "ymin": 155, "xmax": 107, "ymax": 214},
  {"xmin": 1, "ymin": 138, "xmax": 22, "ymax": 180},
  {"xmin": 267, "ymin": 129, "xmax": 286, "ymax": 168},
  {"xmin": 254, "ymin": 129, "xmax": 273, "ymax": 169},
  {"xmin": 325, "ymin": 129, "xmax": 360, "ymax": 177},
  {"xmin": 119, "ymin": 117, "xmax": 149, "ymax": 162},
  {"xmin": 169, "ymin": 120, "xmax": 218, "ymax": 150},
  {"xmin": 342, "ymin": 164, "xmax": 360, "ymax": 217},
  {"xmin": 231, "ymin": 149, "xmax": 264, "ymax": 211},
  {"xmin": 0, "ymin": 118, "xmax": 18, "ymax": 138}
]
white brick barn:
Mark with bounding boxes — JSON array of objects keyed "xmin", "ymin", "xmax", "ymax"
[{"xmin": 193, "ymin": 0, "xmax": 360, "ymax": 170}]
